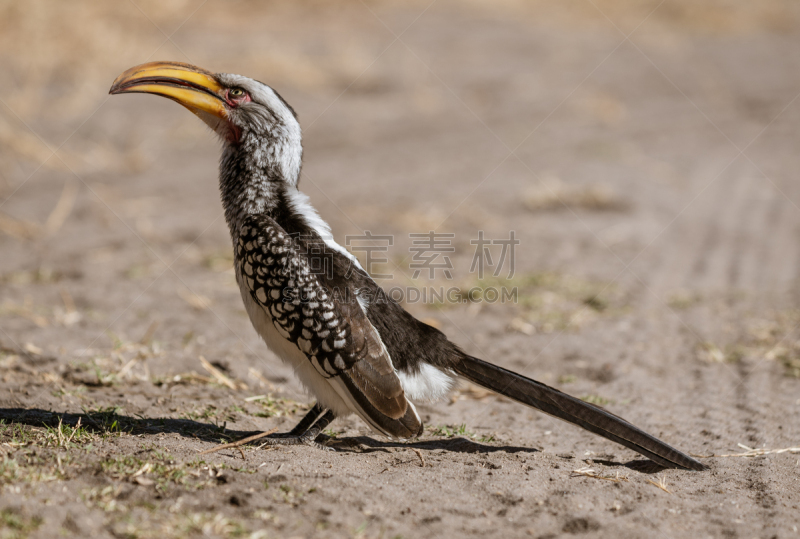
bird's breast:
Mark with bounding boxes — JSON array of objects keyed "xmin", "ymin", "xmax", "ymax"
[{"xmin": 232, "ymin": 224, "xmax": 354, "ymax": 380}]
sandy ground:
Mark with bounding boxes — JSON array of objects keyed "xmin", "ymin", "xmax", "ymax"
[{"xmin": 1, "ymin": 1, "xmax": 800, "ymax": 537}]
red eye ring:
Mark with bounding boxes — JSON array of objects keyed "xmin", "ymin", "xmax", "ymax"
[{"xmin": 225, "ymin": 88, "xmax": 250, "ymax": 107}]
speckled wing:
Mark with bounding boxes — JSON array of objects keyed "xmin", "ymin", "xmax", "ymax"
[{"xmin": 234, "ymin": 214, "xmax": 409, "ymax": 420}]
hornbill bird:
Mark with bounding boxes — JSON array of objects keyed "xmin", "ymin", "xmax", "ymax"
[{"xmin": 110, "ymin": 62, "xmax": 705, "ymax": 471}]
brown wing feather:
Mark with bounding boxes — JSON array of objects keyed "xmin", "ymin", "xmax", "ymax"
[
  {"xmin": 237, "ymin": 214, "xmax": 410, "ymax": 421},
  {"xmin": 344, "ymin": 315, "xmax": 407, "ymax": 419}
]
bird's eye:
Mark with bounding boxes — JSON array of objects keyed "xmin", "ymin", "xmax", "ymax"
[{"xmin": 230, "ymin": 88, "xmax": 245, "ymax": 97}]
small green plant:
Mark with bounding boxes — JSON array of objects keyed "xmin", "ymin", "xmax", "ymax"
[
  {"xmin": 249, "ymin": 395, "xmax": 302, "ymax": 418},
  {"xmin": 181, "ymin": 404, "xmax": 238, "ymax": 426},
  {"xmin": 0, "ymin": 509, "xmax": 43, "ymax": 539},
  {"xmin": 782, "ymin": 355, "xmax": 800, "ymax": 378},
  {"xmin": 428, "ymin": 424, "xmax": 497, "ymax": 443},
  {"xmin": 43, "ymin": 418, "xmax": 92, "ymax": 448},
  {"xmin": 580, "ymin": 394, "xmax": 613, "ymax": 406},
  {"xmin": 83, "ymin": 406, "xmax": 128, "ymax": 434},
  {"xmin": 275, "ymin": 484, "xmax": 305, "ymax": 506},
  {"xmin": 82, "ymin": 485, "xmax": 124, "ymax": 513},
  {"xmin": 583, "ymin": 295, "xmax": 607, "ymax": 311},
  {"xmin": 428, "ymin": 424, "xmax": 463, "ymax": 437},
  {"xmin": 0, "ymin": 423, "xmax": 35, "ymax": 447},
  {"xmin": 0, "ymin": 453, "xmax": 65, "ymax": 487},
  {"xmin": 98, "ymin": 453, "xmax": 196, "ymax": 492}
]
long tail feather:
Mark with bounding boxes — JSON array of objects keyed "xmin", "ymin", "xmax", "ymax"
[{"xmin": 454, "ymin": 355, "xmax": 705, "ymax": 470}]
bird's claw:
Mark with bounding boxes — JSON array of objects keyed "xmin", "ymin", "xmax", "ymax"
[
  {"xmin": 252, "ymin": 429, "xmax": 334, "ymax": 451},
  {"xmin": 299, "ymin": 430, "xmax": 335, "ymax": 451}
]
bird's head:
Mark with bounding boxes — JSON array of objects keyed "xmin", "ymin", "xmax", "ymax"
[{"xmin": 110, "ymin": 61, "xmax": 302, "ymax": 183}]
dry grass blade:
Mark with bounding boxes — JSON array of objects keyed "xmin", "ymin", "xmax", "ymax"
[
  {"xmin": 522, "ymin": 177, "xmax": 629, "ymax": 212},
  {"xmin": 412, "ymin": 448, "xmax": 426, "ymax": 467},
  {"xmin": 131, "ymin": 462, "xmax": 152, "ymax": 478},
  {"xmin": 56, "ymin": 417, "xmax": 65, "ymax": 446},
  {"xmin": 450, "ymin": 381, "xmax": 495, "ymax": 403},
  {"xmin": 646, "ymin": 475, "xmax": 671, "ymax": 494},
  {"xmin": 248, "ymin": 368, "xmax": 277, "ymax": 391},
  {"xmin": 65, "ymin": 417, "xmax": 81, "ymax": 446},
  {"xmin": 178, "ymin": 288, "xmax": 213, "ymax": 311},
  {"xmin": 59, "ymin": 287, "xmax": 77, "ymax": 313},
  {"xmin": 509, "ymin": 317, "xmax": 535, "ymax": 335},
  {"xmin": 0, "ymin": 212, "xmax": 41, "ymax": 239},
  {"xmin": 199, "ymin": 428, "xmax": 279, "ymax": 455},
  {"xmin": 0, "ymin": 179, "xmax": 77, "ymax": 240},
  {"xmin": 164, "ymin": 372, "xmax": 216, "ymax": 386},
  {"xmin": 43, "ymin": 179, "xmax": 79, "ymax": 236},
  {"xmin": 571, "ymin": 467, "xmax": 629, "ymax": 483},
  {"xmin": 117, "ymin": 358, "xmax": 138, "ymax": 379},
  {"xmin": 199, "ymin": 356, "xmax": 242, "ymax": 391},
  {"xmin": 698, "ymin": 444, "xmax": 800, "ymax": 458},
  {"xmin": 139, "ymin": 321, "xmax": 159, "ymax": 345}
]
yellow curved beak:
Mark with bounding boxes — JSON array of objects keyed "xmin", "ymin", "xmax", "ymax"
[{"xmin": 109, "ymin": 61, "xmax": 227, "ymax": 119}]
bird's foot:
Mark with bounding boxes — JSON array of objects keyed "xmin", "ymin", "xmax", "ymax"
[{"xmin": 257, "ymin": 427, "xmax": 333, "ymax": 451}]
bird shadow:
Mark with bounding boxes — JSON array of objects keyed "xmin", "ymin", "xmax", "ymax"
[
  {"xmin": 326, "ymin": 435, "xmax": 539, "ymax": 455},
  {"xmin": 590, "ymin": 458, "xmax": 672, "ymax": 474},
  {"xmin": 0, "ymin": 408, "xmax": 675, "ymax": 469},
  {"xmin": 0, "ymin": 407, "xmax": 535, "ymax": 456},
  {"xmin": 0, "ymin": 407, "xmax": 245, "ymax": 444}
]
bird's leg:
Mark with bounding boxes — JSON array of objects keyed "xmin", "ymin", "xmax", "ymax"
[
  {"xmin": 297, "ymin": 409, "xmax": 335, "ymax": 442},
  {"xmin": 288, "ymin": 402, "xmax": 326, "ymax": 435},
  {"xmin": 256, "ymin": 404, "xmax": 335, "ymax": 450}
]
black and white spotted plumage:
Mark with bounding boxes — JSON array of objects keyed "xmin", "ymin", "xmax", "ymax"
[
  {"xmin": 111, "ymin": 61, "xmax": 706, "ymax": 469},
  {"xmin": 234, "ymin": 213, "xmax": 423, "ymax": 437},
  {"xmin": 236, "ymin": 216, "xmax": 351, "ymax": 378}
]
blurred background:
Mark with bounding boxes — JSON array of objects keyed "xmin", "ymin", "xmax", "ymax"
[
  {"xmin": 2, "ymin": 2, "xmax": 800, "ymax": 536},
  {"xmin": 1, "ymin": 0, "xmax": 800, "ymax": 418}
]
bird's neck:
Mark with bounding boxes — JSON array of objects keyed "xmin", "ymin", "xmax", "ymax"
[{"xmin": 219, "ymin": 136, "xmax": 323, "ymax": 243}]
